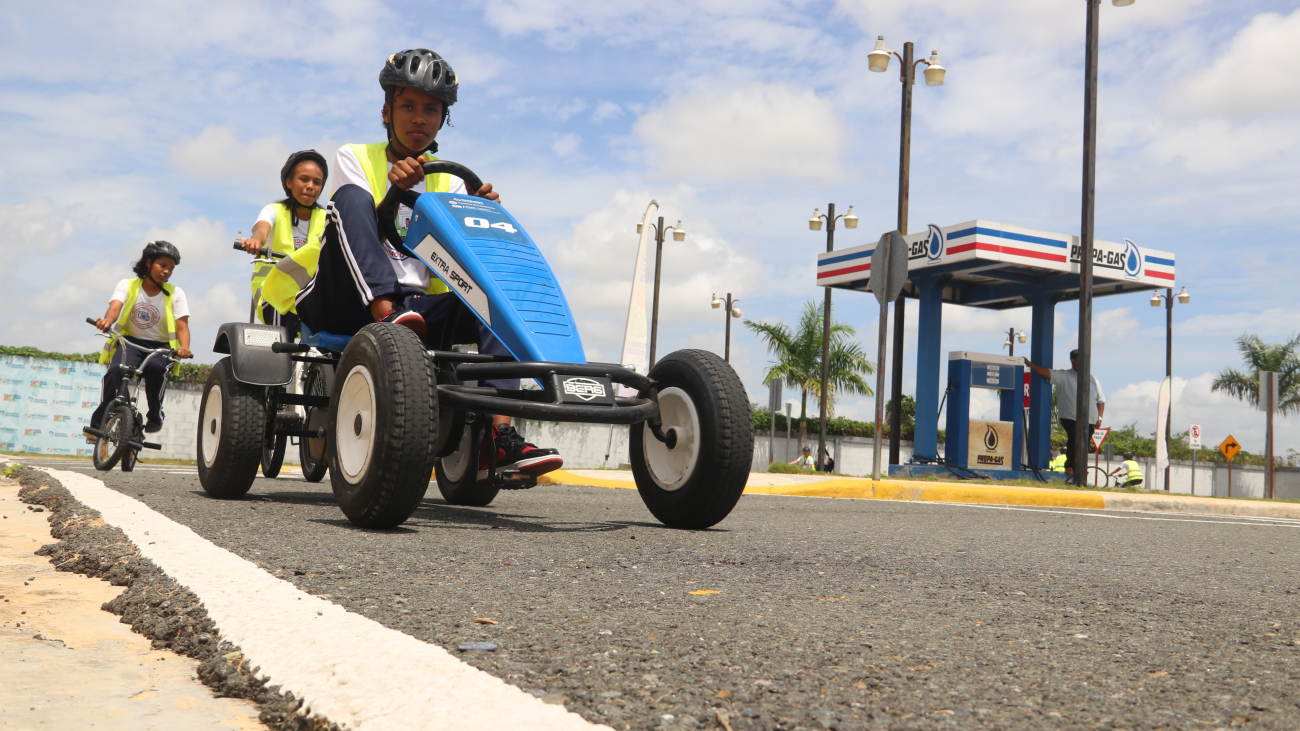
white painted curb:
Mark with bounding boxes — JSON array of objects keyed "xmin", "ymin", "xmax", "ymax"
[{"xmin": 36, "ymin": 466, "xmax": 609, "ymax": 731}]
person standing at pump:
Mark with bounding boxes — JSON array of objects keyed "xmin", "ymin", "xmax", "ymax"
[
  {"xmin": 1023, "ymin": 349, "xmax": 1105, "ymax": 477},
  {"xmin": 239, "ymin": 150, "xmax": 329, "ymax": 337}
]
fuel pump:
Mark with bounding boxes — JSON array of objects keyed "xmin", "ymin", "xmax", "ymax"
[{"xmin": 944, "ymin": 352, "xmax": 1024, "ymax": 472}]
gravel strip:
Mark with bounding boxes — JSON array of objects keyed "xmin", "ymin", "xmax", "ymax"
[{"xmin": 10, "ymin": 465, "xmax": 339, "ymax": 731}]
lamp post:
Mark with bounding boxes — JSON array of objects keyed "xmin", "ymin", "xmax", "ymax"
[
  {"xmin": 1074, "ymin": 0, "xmax": 1135, "ymax": 482},
  {"xmin": 1003, "ymin": 328, "xmax": 1027, "ymax": 357},
  {"xmin": 1151, "ymin": 285, "xmax": 1190, "ymax": 491},
  {"xmin": 868, "ymin": 36, "xmax": 945, "ymax": 467},
  {"xmin": 710, "ymin": 293, "xmax": 743, "ymax": 362},
  {"xmin": 809, "ymin": 204, "xmax": 858, "ymax": 470},
  {"xmin": 638, "ymin": 216, "xmax": 686, "ymax": 370}
]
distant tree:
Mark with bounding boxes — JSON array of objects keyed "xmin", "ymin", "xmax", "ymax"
[
  {"xmin": 744, "ymin": 301, "xmax": 874, "ymax": 451},
  {"xmin": 1211, "ymin": 333, "xmax": 1300, "ymax": 415}
]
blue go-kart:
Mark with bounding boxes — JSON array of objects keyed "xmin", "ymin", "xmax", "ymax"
[{"xmin": 196, "ymin": 161, "xmax": 754, "ymax": 530}]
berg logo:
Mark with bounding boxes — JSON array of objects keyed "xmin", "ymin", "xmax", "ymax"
[
  {"xmin": 926, "ymin": 223, "xmax": 944, "ymax": 263},
  {"xmin": 1122, "ymin": 238, "xmax": 1143, "ymax": 280}
]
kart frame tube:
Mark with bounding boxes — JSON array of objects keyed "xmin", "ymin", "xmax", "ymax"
[{"xmin": 437, "ymin": 387, "xmax": 657, "ymax": 424}]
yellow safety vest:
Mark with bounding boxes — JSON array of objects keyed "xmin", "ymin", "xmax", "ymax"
[
  {"xmin": 1050, "ymin": 454, "xmax": 1067, "ymax": 472},
  {"xmin": 260, "ymin": 143, "xmax": 451, "ymax": 316},
  {"xmin": 99, "ymin": 279, "xmax": 179, "ymax": 368},
  {"xmin": 1123, "ymin": 460, "xmax": 1143, "ymax": 482},
  {"xmin": 250, "ymin": 203, "xmax": 327, "ymax": 299}
]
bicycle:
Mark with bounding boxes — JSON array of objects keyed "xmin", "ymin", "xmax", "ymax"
[
  {"xmin": 234, "ymin": 240, "xmax": 332, "ymax": 482},
  {"xmin": 81, "ymin": 322, "xmax": 182, "ymax": 472}
]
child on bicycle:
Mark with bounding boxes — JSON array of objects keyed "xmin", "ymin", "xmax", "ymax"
[
  {"xmin": 240, "ymin": 150, "xmax": 329, "ymax": 336},
  {"xmin": 267, "ymin": 48, "xmax": 562, "ymax": 481},
  {"xmin": 92, "ymin": 241, "xmax": 193, "ymax": 434}
]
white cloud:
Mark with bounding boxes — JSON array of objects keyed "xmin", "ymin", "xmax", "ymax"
[
  {"xmin": 1175, "ymin": 9, "xmax": 1300, "ymax": 118},
  {"xmin": 168, "ymin": 126, "xmax": 288, "ymax": 193},
  {"xmin": 551, "ymin": 133, "xmax": 581, "ymax": 157},
  {"xmin": 0, "ymin": 199, "xmax": 74, "ymax": 255},
  {"xmin": 592, "ymin": 101, "xmax": 623, "ymax": 122},
  {"xmin": 634, "ymin": 83, "xmax": 849, "ymax": 183}
]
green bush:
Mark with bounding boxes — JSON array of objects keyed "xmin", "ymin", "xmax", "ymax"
[
  {"xmin": 767, "ymin": 462, "xmax": 821, "ymax": 475},
  {"xmin": 753, "ymin": 405, "xmax": 944, "ymax": 442}
]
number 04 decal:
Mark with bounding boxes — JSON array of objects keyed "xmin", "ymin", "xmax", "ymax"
[{"xmin": 464, "ymin": 217, "xmax": 517, "ymax": 234}]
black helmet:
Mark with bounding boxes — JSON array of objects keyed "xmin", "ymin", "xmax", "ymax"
[
  {"xmin": 1123, "ymin": 452, "xmax": 1135, "ymax": 460},
  {"xmin": 280, "ymin": 150, "xmax": 328, "ymax": 197},
  {"xmin": 380, "ymin": 49, "xmax": 457, "ymax": 106},
  {"xmin": 143, "ymin": 240, "xmax": 181, "ymax": 264}
]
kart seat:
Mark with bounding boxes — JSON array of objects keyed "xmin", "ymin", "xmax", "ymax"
[{"xmin": 299, "ymin": 324, "xmax": 353, "ymax": 353}]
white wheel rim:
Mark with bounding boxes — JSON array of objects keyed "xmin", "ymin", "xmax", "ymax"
[
  {"xmin": 643, "ymin": 387, "xmax": 700, "ymax": 492},
  {"xmin": 201, "ymin": 385, "xmax": 222, "ymax": 467},
  {"xmin": 336, "ymin": 366, "xmax": 377, "ymax": 485},
  {"xmin": 441, "ymin": 425, "xmax": 474, "ymax": 482}
]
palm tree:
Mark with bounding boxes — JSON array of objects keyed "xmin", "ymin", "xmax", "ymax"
[
  {"xmin": 1211, "ymin": 333, "xmax": 1300, "ymax": 415},
  {"xmin": 744, "ymin": 301, "xmax": 875, "ymax": 450}
]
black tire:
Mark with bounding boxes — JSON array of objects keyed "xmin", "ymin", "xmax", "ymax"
[
  {"xmin": 197, "ymin": 357, "xmax": 264, "ymax": 499},
  {"xmin": 299, "ymin": 363, "xmax": 333, "ymax": 483},
  {"xmin": 121, "ymin": 444, "xmax": 138, "ymax": 472},
  {"xmin": 435, "ymin": 423, "xmax": 498, "ymax": 507},
  {"xmin": 261, "ymin": 434, "xmax": 287, "ymax": 478},
  {"xmin": 93, "ymin": 403, "xmax": 130, "ymax": 471},
  {"xmin": 327, "ymin": 323, "xmax": 436, "ymax": 528},
  {"xmin": 630, "ymin": 349, "xmax": 754, "ymax": 529}
]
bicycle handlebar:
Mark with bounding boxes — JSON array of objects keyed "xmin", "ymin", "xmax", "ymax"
[
  {"xmin": 232, "ymin": 240, "xmax": 285, "ymax": 260},
  {"xmin": 86, "ymin": 318, "xmax": 188, "ymax": 362}
]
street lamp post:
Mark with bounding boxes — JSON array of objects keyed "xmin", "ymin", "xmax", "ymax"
[
  {"xmin": 710, "ymin": 293, "xmax": 743, "ymax": 362},
  {"xmin": 809, "ymin": 204, "xmax": 858, "ymax": 470},
  {"xmin": 638, "ymin": 216, "xmax": 686, "ymax": 370},
  {"xmin": 1003, "ymin": 328, "xmax": 1027, "ymax": 357},
  {"xmin": 1074, "ymin": 0, "xmax": 1135, "ymax": 482},
  {"xmin": 1151, "ymin": 285, "xmax": 1190, "ymax": 491},
  {"xmin": 868, "ymin": 36, "xmax": 945, "ymax": 466}
]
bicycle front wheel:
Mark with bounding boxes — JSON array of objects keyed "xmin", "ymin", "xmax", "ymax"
[{"xmin": 93, "ymin": 404, "xmax": 130, "ymax": 471}]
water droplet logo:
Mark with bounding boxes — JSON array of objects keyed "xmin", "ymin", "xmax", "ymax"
[
  {"xmin": 926, "ymin": 223, "xmax": 944, "ymax": 263},
  {"xmin": 1122, "ymin": 238, "xmax": 1142, "ymax": 280},
  {"xmin": 984, "ymin": 424, "xmax": 999, "ymax": 451}
]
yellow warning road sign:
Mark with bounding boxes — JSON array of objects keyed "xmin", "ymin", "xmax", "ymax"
[{"xmin": 1219, "ymin": 435, "xmax": 1241, "ymax": 461}]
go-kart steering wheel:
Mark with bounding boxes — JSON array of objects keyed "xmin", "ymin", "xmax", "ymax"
[{"xmin": 377, "ymin": 160, "xmax": 485, "ymax": 251}]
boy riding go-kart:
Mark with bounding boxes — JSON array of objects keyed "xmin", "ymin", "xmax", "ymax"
[{"xmin": 197, "ymin": 49, "xmax": 754, "ymax": 530}]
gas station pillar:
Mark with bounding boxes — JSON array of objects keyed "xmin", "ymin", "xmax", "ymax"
[
  {"xmin": 912, "ymin": 275, "xmax": 949, "ymax": 462},
  {"xmin": 1026, "ymin": 293, "xmax": 1059, "ymax": 470}
]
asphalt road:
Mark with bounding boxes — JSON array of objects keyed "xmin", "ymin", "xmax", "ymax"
[{"xmin": 19, "ymin": 457, "xmax": 1300, "ymax": 731}]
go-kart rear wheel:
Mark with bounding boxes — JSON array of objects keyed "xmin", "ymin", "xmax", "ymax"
[
  {"xmin": 93, "ymin": 404, "xmax": 130, "ymax": 471},
  {"xmin": 197, "ymin": 358, "xmax": 264, "ymax": 499},
  {"xmin": 327, "ymin": 323, "xmax": 437, "ymax": 528},
  {"xmin": 630, "ymin": 349, "xmax": 754, "ymax": 529},
  {"xmin": 299, "ymin": 363, "xmax": 333, "ymax": 483},
  {"xmin": 435, "ymin": 423, "xmax": 499, "ymax": 507}
]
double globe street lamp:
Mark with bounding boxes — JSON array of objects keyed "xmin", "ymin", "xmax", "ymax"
[
  {"xmin": 710, "ymin": 293, "xmax": 743, "ymax": 363},
  {"xmin": 809, "ymin": 204, "xmax": 858, "ymax": 471},
  {"xmin": 637, "ymin": 216, "xmax": 686, "ymax": 370},
  {"xmin": 866, "ymin": 34, "xmax": 945, "ymax": 468}
]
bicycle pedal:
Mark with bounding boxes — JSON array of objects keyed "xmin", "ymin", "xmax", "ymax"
[{"xmin": 493, "ymin": 471, "xmax": 537, "ymax": 490}]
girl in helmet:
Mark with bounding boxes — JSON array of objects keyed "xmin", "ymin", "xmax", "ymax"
[
  {"xmin": 92, "ymin": 241, "xmax": 193, "ymax": 433},
  {"xmin": 240, "ymin": 150, "xmax": 329, "ymax": 335}
]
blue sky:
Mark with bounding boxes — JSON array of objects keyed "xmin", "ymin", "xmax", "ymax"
[{"xmin": 1, "ymin": 0, "xmax": 1296, "ymax": 454}]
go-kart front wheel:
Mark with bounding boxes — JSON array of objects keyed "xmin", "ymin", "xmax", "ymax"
[
  {"xmin": 197, "ymin": 358, "xmax": 265, "ymax": 499},
  {"xmin": 630, "ymin": 349, "xmax": 754, "ymax": 529},
  {"xmin": 436, "ymin": 423, "xmax": 499, "ymax": 507},
  {"xmin": 327, "ymin": 323, "xmax": 437, "ymax": 528}
]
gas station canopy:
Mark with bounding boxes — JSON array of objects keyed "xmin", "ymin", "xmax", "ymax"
[{"xmin": 816, "ymin": 219, "xmax": 1175, "ymax": 309}]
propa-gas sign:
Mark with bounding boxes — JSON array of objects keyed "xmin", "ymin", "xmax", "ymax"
[
  {"xmin": 909, "ymin": 224, "xmax": 944, "ymax": 263},
  {"xmin": 1070, "ymin": 237, "xmax": 1143, "ymax": 280}
]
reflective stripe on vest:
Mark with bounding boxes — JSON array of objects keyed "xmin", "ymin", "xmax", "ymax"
[
  {"xmin": 99, "ymin": 279, "xmax": 179, "ymax": 365},
  {"xmin": 250, "ymin": 203, "xmax": 327, "ymax": 299},
  {"xmin": 1123, "ymin": 460, "xmax": 1143, "ymax": 482},
  {"xmin": 347, "ymin": 142, "xmax": 451, "ymax": 296}
]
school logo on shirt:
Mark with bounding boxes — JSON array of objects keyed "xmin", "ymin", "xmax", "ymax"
[
  {"xmin": 294, "ymin": 235, "xmax": 308, "ymax": 249},
  {"xmin": 384, "ymin": 240, "xmax": 411, "ymax": 261},
  {"xmin": 131, "ymin": 300, "xmax": 162, "ymax": 330}
]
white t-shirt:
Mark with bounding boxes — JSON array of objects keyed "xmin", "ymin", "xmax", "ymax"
[
  {"xmin": 110, "ymin": 279, "xmax": 190, "ymax": 342},
  {"xmin": 1049, "ymin": 368, "xmax": 1106, "ymax": 425},
  {"xmin": 256, "ymin": 204, "xmax": 311, "ymax": 250},
  {"xmin": 334, "ymin": 145, "xmax": 468, "ymax": 291}
]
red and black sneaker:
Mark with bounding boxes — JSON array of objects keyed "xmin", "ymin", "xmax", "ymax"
[
  {"xmin": 477, "ymin": 423, "xmax": 563, "ymax": 483},
  {"xmin": 379, "ymin": 308, "xmax": 427, "ymax": 339}
]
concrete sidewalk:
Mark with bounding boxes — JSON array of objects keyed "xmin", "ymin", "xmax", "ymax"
[{"xmin": 542, "ymin": 469, "xmax": 1300, "ymax": 520}]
